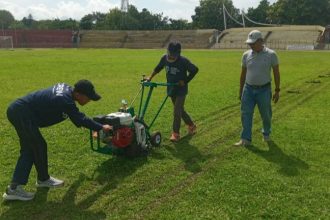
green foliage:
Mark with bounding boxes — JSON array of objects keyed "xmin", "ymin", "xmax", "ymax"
[
  {"xmin": 105, "ymin": 8, "xmax": 134, "ymax": 30},
  {"xmin": 79, "ymin": 12, "xmax": 107, "ymax": 30},
  {"xmin": 3, "ymin": 0, "xmax": 330, "ymax": 30},
  {"xmin": 137, "ymin": 8, "xmax": 166, "ymax": 30},
  {"xmin": 37, "ymin": 18, "xmax": 79, "ymax": 30},
  {"xmin": 103, "ymin": 6, "xmax": 170, "ymax": 30},
  {"xmin": 246, "ymin": 0, "xmax": 272, "ymax": 25},
  {"xmin": 22, "ymin": 14, "xmax": 36, "ymax": 29},
  {"xmin": 8, "ymin": 20, "xmax": 25, "ymax": 29},
  {"xmin": 268, "ymin": 0, "xmax": 330, "ymax": 25},
  {"xmin": 0, "ymin": 10, "xmax": 15, "ymax": 29},
  {"xmin": 169, "ymin": 19, "xmax": 193, "ymax": 30},
  {"xmin": 194, "ymin": 0, "xmax": 330, "ymax": 28},
  {"xmin": 192, "ymin": 0, "xmax": 240, "ymax": 29},
  {"xmin": 80, "ymin": 14, "xmax": 94, "ymax": 30},
  {"xmin": 0, "ymin": 49, "xmax": 329, "ymax": 219}
]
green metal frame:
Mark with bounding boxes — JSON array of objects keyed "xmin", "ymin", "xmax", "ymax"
[
  {"xmin": 138, "ymin": 81, "xmax": 177, "ymax": 127},
  {"xmin": 90, "ymin": 80, "xmax": 177, "ymax": 155},
  {"xmin": 137, "ymin": 81, "xmax": 177, "ymax": 141}
]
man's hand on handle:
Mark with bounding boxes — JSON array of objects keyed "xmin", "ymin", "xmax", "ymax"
[
  {"xmin": 92, "ymin": 125, "xmax": 112, "ymax": 139},
  {"xmin": 143, "ymin": 76, "xmax": 151, "ymax": 82}
]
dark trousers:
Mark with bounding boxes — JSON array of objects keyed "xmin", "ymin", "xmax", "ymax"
[
  {"xmin": 7, "ymin": 101, "xmax": 49, "ymax": 185},
  {"xmin": 170, "ymin": 96, "xmax": 194, "ymax": 133}
]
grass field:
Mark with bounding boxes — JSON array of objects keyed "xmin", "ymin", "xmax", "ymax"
[{"xmin": 0, "ymin": 48, "xmax": 329, "ymax": 219}]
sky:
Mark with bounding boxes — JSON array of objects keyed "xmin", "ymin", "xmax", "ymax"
[{"xmin": 0, "ymin": 0, "xmax": 277, "ymax": 21}]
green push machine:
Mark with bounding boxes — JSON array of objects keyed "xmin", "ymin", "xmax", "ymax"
[{"xmin": 90, "ymin": 77, "xmax": 177, "ymax": 157}]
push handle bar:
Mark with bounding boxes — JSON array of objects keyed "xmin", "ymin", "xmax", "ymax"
[
  {"xmin": 141, "ymin": 81, "xmax": 178, "ymax": 87},
  {"xmin": 141, "ymin": 74, "xmax": 178, "ymax": 87}
]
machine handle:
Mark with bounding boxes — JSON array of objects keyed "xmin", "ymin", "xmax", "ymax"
[{"xmin": 141, "ymin": 81, "xmax": 178, "ymax": 87}]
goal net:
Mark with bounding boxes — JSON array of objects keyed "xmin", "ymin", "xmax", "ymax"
[{"xmin": 0, "ymin": 36, "xmax": 14, "ymax": 49}]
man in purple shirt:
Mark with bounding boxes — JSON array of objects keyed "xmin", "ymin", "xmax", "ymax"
[{"xmin": 146, "ymin": 41, "xmax": 199, "ymax": 142}]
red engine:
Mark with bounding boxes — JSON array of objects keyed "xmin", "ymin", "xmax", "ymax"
[{"xmin": 111, "ymin": 127, "xmax": 134, "ymax": 148}]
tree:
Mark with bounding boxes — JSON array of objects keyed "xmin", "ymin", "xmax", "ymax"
[
  {"xmin": 80, "ymin": 14, "xmax": 94, "ymax": 30},
  {"xmin": 0, "ymin": 10, "xmax": 15, "ymax": 29},
  {"xmin": 245, "ymin": 0, "xmax": 272, "ymax": 25},
  {"xmin": 168, "ymin": 19, "xmax": 192, "ymax": 30},
  {"xmin": 105, "ymin": 9, "xmax": 120, "ymax": 30},
  {"xmin": 104, "ymin": 6, "xmax": 169, "ymax": 30},
  {"xmin": 93, "ymin": 13, "xmax": 107, "ymax": 29},
  {"xmin": 138, "ymin": 8, "xmax": 155, "ymax": 30},
  {"xmin": 192, "ymin": 0, "xmax": 241, "ymax": 30},
  {"xmin": 9, "ymin": 20, "xmax": 25, "ymax": 29},
  {"xmin": 22, "ymin": 14, "xmax": 36, "ymax": 29},
  {"xmin": 136, "ymin": 8, "xmax": 169, "ymax": 30},
  {"xmin": 80, "ymin": 12, "xmax": 106, "ymax": 30},
  {"xmin": 268, "ymin": 0, "xmax": 330, "ymax": 25}
]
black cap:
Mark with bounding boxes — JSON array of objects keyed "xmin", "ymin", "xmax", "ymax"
[
  {"xmin": 74, "ymin": 79, "xmax": 101, "ymax": 101},
  {"xmin": 167, "ymin": 41, "xmax": 181, "ymax": 57}
]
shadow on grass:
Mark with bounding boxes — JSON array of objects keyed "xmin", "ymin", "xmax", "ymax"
[
  {"xmin": 1, "ymin": 156, "xmax": 147, "ymax": 219},
  {"xmin": 245, "ymin": 141, "xmax": 309, "ymax": 176},
  {"xmin": 1, "ymin": 174, "xmax": 106, "ymax": 219},
  {"xmin": 90, "ymin": 155, "xmax": 147, "ymax": 184},
  {"xmin": 163, "ymin": 135, "xmax": 207, "ymax": 174}
]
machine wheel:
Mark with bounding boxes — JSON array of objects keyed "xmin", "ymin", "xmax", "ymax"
[{"xmin": 150, "ymin": 131, "xmax": 162, "ymax": 147}]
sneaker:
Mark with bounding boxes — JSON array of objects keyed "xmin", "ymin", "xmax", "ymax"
[
  {"xmin": 170, "ymin": 132, "xmax": 180, "ymax": 142},
  {"xmin": 187, "ymin": 124, "xmax": 197, "ymax": 135},
  {"xmin": 3, "ymin": 185, "xmax": 35, "ymax": 201},
  {"xmin": 233, "ymin": 139, "xmax": 251, "ymax": 147},
  {"xmin": 36, "ymin": 176, "xmax": 64, "ymax": 188},
  {"xmin": 263, "ymin": 135, "xmax": 271, "ymax": 142}
]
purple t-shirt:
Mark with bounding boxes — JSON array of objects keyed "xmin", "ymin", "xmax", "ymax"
[{"xmin": 154, "ymin": 55, "xmax": 198, "ymax": 96}]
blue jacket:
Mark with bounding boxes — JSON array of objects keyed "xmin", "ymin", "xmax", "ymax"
[{"xmin": 15, "ymin": 83, "xmax": 103, "ymax": 131}]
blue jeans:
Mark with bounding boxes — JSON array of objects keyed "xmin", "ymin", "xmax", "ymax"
[{"xmin": 240, "ymin": 84, "xmax": 272, "ymax": 141}]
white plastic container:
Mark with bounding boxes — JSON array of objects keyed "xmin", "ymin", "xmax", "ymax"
[{"xmin": 106, "ymin": 112, "xmax": 133, "ymax": 126}]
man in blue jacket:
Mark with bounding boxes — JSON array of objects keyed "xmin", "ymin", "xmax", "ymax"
[{"xmin": 3, "ymin": 79, "xmax": 112, "ymax": 201}]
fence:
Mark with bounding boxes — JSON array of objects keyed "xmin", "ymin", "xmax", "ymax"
[{"xmin": 0, "ymin": 30, "xmax": 73, "ymax": 48}]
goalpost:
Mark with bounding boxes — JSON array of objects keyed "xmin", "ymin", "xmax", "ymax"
[
  {"xmin": 222, "ymin": 4, "xmax": 277, "ymax": 30},
  {"xmin": 0, "ymin": 36, "xmax": 14, "ymax": 49}
]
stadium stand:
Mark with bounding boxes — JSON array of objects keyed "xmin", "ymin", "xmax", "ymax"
[
  {"xmin": 79, "ymin": 29, "xmax": 217, "ymax": 49},
  {"xmin": 123, "ymin": 30, "xmax": 171, "ymax": 49},
  {"xmin": 167, "ymin": 29, "xmax": 217, "ymax": 49},
  {"xmin": 79, "ymin": 31, "xmax": 128, "ymax": 48},
  {"xmin": 1, "ymin": 26, "xmax": 328, "ymax": 50},
  {"xmin": 213, "ymin": 25, "xmax": 325, "ymax": 50}
]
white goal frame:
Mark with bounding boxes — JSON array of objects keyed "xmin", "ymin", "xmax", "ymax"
[{"xmin": 0, "ymin": 36, "xmax": 14, "ymax": 49}]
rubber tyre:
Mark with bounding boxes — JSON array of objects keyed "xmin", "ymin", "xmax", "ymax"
[{"xmin": 150, "ymin": 131, "xmax": 162, "ymax": 147}]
